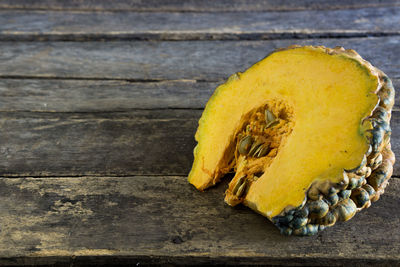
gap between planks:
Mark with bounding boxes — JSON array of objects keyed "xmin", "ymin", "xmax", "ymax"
[{"xmin": 1, "ymin": 32, "xmax": 400, "ymax": 42}]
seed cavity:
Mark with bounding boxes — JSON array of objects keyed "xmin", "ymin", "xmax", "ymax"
[{"xmin": 226, "ymin": 101, "xmax": 294, "ymax": 208}]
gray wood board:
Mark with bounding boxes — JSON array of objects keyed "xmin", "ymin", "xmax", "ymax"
[
  {"xmin": 0, "ymin": 110, "xmax": 399, "ymax": 177},
  {"xmin": 0, "ymin": 0, "xmax": 398, "ymax": 12},
  {"xmin": 0, "ymin": 110, "xmax": 198, "ymax": 177},
  {"xmin": 0, "ymin": 8, "xmax": 399, "ymax": 41},
  {"xmin": 0, "ymin": 79, "xmax": 218, "ymax": 112},
  {"xmin": 0, "ymin": 38, "xmax": 398, "ymax": 81},
  {"xmin": 0, "ymin": 78, "xmax": 399, "ymax": 112},
  {"xmin": 0, "ymin": 176, "xmax": 399, "ymax": 265}
]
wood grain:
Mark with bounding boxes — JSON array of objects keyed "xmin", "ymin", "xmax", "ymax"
[
  {"xmin": 0, "ymin": 110, "xmax": 399, "ymax": 177},
  {"xmin": 0, "ymin": 0, "xmax": 398, "ymax": 12},
  {"xmin": 0, "ymin": 110, "xmax": 199, "ymax": 177},
  {"xmin": 0, "ymin": 38, "xmax": 398, "ymax": 81},
  {"xmin": 0, "ymin": 8, "xmax": 399, "ymax": 41},
  {"xmin": 0, "ymin": 79, "xmax": 218, "ymax": 111},
  {"xmin": 0, "ymin": 78, "xmax": 399, "ymax": 112},
  {"xmin": 0, "ymin": 176, "xmax": 399, "ymax": 265}
]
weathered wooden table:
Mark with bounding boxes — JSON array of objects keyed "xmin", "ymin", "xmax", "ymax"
[{"xmin": 0, "ymin": 0, "xmax": 399, "ymax": 265}]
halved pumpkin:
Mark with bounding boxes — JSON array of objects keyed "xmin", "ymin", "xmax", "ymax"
[{"xmin": 188, "ymin": 46, "xmax": 395, "ymax": 236}]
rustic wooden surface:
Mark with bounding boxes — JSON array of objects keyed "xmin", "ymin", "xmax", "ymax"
[{"xmin": 0, "ymin": 1, "xmax": 399, "ymax": 266}]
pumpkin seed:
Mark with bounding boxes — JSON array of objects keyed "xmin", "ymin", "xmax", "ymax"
[
  {"xmin": 265, "ymin": 109, "xmax": 279, "ymax": 129},
  {"xmin": 265, "ymin": 109, "xmax": 276, "ymax": 123},
  {"xmin": 238, "ymin": 135, "xmax": 253, "ymax": 155},
  {"xmin": 257, "ymin": 144, "xmax": 270, "ymax": 157},
  {"xmin": 253, "ymin": 144, "xmax": 265, "ymax": 158},
  {"xmin": 235, "ymin": 179, "xmax": 248, "ymax": 197},
  {"xmin": 248, "ymin": 140, "xmax": 263, "ymax": 157},
  {"xmin": 265, "ymin": 119, "xmax": 279, "ymax": 129},
  {"xmin": 232, "ymin": 176, "xmax": 246, "ymax": 195}
]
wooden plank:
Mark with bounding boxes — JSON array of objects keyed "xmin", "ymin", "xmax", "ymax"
[
  {"xmin": 0, "ymin": 78, "xmax": 399, "ymax": 112},
  {"xmin": 0, "ymin": 8, "xmax": 399, "ymax": 41},
  {"xmin": 0, "ymin": 176, "xmax": 399, "ymax": 265},
  {"xmin": 0, "ymin": 110, "xmax": 399, "ymax": 177},
  {"xmin": 0, "ymin": 38, "xmax": 398, "ymax": 80},
  {"xmin": 0, "ymin": 0, "xmax": 398, "ymax": 12},
  {"xmin": 0, "ymin": 110, "xmax": 199, "ymax": 177},
  {"xmin": 0, "ymin": 79, "xmax": 217, "ymax": 111}
]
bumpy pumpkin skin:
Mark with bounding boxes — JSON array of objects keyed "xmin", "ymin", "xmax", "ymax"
[{"xmin": 188, "ymin": 45, "xmax": 395, "ymax": 236}]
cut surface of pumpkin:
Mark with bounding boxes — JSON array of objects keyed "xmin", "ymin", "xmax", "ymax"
[{"xmin": 188, "ymin": 46, "xmax": 395, "ymax": 236}]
